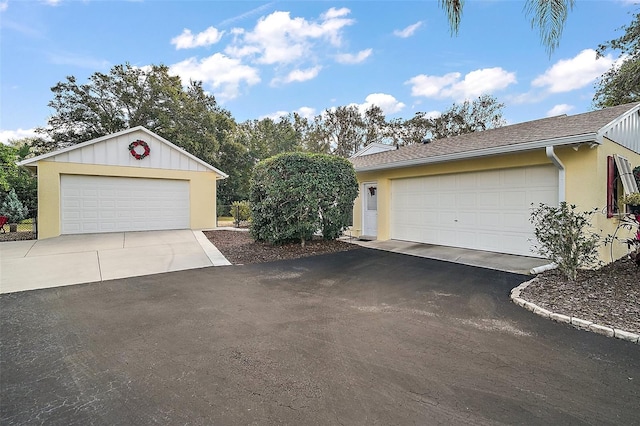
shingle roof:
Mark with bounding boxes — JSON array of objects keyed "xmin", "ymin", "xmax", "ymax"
[{"xmin": 350, "ymin": 103, "xmax": 639, "ymax": 171}]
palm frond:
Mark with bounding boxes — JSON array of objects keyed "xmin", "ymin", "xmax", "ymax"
[
  {"xmin": 525, "ymin": 0, "xmax": 575, "ymax": 56},
  {"xmin": 439, "ymin": 0, "xmax": 465, "ymax": 35}
]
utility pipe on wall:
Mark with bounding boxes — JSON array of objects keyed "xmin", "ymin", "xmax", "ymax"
[{"xmin": 545, "ymin": 146, "xmax": 566, "ymax": 203}]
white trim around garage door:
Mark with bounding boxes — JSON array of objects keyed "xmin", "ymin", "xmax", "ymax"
[
  {"xmin": 390, "ymin": 165, "xmax": 558, "ymax": 257},
  {"xmin": 60, "ymin": 175, "xmax": 190, "ymax": 234}
]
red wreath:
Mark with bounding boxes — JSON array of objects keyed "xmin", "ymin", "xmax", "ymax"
[{"xmin": 128, "ymin": 140, "xmax": 150, "ymax": 160}]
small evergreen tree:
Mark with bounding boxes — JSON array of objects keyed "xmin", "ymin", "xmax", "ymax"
[{"xmin": 0, "ymin": 189, "xmax": 29, "ymax": 224}]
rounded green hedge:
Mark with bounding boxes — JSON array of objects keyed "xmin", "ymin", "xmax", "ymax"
[{"xmin": 249, "ymin": 152, "xmax": 358, "ymax": 245}]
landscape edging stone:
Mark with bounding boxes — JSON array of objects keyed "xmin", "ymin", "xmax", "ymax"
[{"xmin": 511, "ymin": 278, "xmax": 639, "ymax": 345}]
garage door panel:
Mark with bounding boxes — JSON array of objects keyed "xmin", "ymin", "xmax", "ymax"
[
  {"xmin": 61, "ymin": 175, "xmax": 190, "ymax": 234},
  {"xmin": 439, "ymin": 193, "xmax": 455, "ymax": 206},
  {"xmin": 391, "ymin": 166, "xmax": 558, "ymax": 257}
]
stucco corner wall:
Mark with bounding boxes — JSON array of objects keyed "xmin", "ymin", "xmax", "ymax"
[
  {"xmin": 36, "ymin": 161, "xmax": 220, "ymax": 239},
  {"xmin": 559, "ymin": 140, "xmax": 640, "ymax": 264}
]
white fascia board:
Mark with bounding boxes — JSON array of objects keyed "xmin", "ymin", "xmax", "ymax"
[
  {"xmin": 354, "ymin": 133, "xmax": 598, "ymax": 172},
  {"xmin": 17, "ymin": 126, "xmax": 229, "ymax": 179}
]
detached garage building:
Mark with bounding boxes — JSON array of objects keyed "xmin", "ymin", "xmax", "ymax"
[
  {"xmin": 349, "ymin": 103, "xmax": 640, "ymax": 264},
  {"xmin": 19, "ymin": 126, "xmax": 227, "ymax": 239}
]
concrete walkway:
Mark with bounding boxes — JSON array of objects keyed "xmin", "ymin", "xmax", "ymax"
[
  {"xmin": 346, "ymin": 238, "xmax": 550, "ymax": 275},
  {"xmin": 0, "ymin": 230, "xmax": 231, "ymax": 294}
]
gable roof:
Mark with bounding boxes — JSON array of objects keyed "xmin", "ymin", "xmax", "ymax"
[
  {"xmin": 18, "ymin": 126, "xmax": 228, "ymax": 179},
  {"xmin": 351, "ymin": 142, "xmax": 396, "ymax": 158},
  {"xmin": 351, "ymin": 103, "xmax": 640, "ymax": 172}
]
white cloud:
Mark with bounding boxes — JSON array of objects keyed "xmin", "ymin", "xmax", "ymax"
[
  {"xmin": 407, "ymin": 67, "xmax": 517, "ymax": 101},
  {"xmin": 0, "ymin": 1, "xmax": 8, "ymax": 12},
  {"xmin": 321, "ymin": 7, "xmax": 350, "ymax": 20},
  {"xmin": 43, "ymin": 0, "xmax": 61, "ymax": 6},
  {"xmin": 225, "ymin": 8, "xmax": 355, "ymax": 65},
  {"xmin": 217, "ymin": 2, "xmax": 276, "ymax": 28},
  {"xmin": 393, "ymin": 21, "xmax": 422, "ymax": 38},
  {"xmin": 335, "ymin": 48, "xmax": 372, "ymax": 64},
  {"xmin": 259, "ymin": 110, "xmax": 290, "ymax": 120},
  {"xmin": 296, "ymin": 106, "xmax": 316, "ymax": 119},
  {"xmin": 259, "ymin": 106, "xmax": 317, "ymax": 121},
  {"xmin": 271, "ymin": 66, "xmax": 322, "ymax": 84},
  {"xmin": 171, "ymin": 27, "xmax": 224, "ymax": 49},
  {"xmin": 354, "ymin": 93, "xmax": 406, "ymax": 116},
  {"xmin": 547, "ymin": 104, "xmax": 574, "ymax": 117},
  {"xmin": 421, "ymin": 110, "xmax": 442, "ymax": 119},
  {"xmin": 0, "ymin": 128, "xmax": 39, "ymax": 144},
  {"xmin": 406, "ymin": 72, "xmax": 461, "ymax": 98},
  {"xmin": 170, "ymin": 53, "xmax": 260, "ymax": 101},
  {"xmin": 532, "ymin": 49, "xmax": 615, "ymax": 93}
]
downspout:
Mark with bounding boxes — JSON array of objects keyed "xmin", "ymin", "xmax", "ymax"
[
  {"xmin": 530, "ymin": 146, "xmax": 567, "ymax": 274},
  {"xmin": 545, "ymin": 146, "xmax": 565, "ymax": 203}
]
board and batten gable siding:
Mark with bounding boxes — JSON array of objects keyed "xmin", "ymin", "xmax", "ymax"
[
  {"xmin": 599, "ymin": 104, "xmax": 640, "ymax": 154},
  {"xmin": 47, "ymin": 130, "xmax": 210, "ymax": 172}
]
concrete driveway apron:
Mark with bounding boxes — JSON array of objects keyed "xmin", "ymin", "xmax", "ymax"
[{"xmin": 0, "ymin": 230, "xmax": 230, "ymax": 294}]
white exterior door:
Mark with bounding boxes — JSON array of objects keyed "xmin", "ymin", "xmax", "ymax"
[
  {"xmin": 60, "ymin": 175, "xmax": 190, "ymax": 234},
  {"xmin": 362, "ymin": 182, "xmax": 378, "ymax": 237},
  {"xmin": 390, "ymin": 166, "xmax": 558, "ymax": 256}
]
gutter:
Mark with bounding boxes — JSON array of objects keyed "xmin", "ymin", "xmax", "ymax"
[
  {"xmin": 354, "ymin": 132, "xmax": 598, "ymax": 173},
  {"xmin": 545, "ymin": 146, "xmax": 565, "ymax": 202},
  {"xmin": 530, "ymin": 146, "xmax": 566, "ymax": 275}
]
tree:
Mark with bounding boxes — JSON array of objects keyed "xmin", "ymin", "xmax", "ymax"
[
  {"xmin": 38, "ymin": 63, "xmax": 232, "ymax": 166},
  {"xmin": 429, "ymin": 95, "xmax": 506, "ymax": 140},
  {"xmin": 249, "ymin": 153, "xmax": 358, "ymax": 246},
  {"xmin": 0, "ymin": 143, "xmax": 37, "ymax": 215},
  {"xmin": 593, "ymin": 12, "xmax": 640, "ymax": 108},
  {"xmin": 362, "ymin": 105, "xmax": 389, "ymax": 146},
  {"xmin": 0, "ymin": 189, "xmax": 29, "ymax": 225},
  {"xmin": 234, "ymin": 116, "xmax": 303, "ymax": 164},
  {"xmin": 323, "ymin": 105, "xmax": 367, "ymax": 158},
  {"xmin": 440, "ymin": 0, "xmax": 575, "ymax": 55}
]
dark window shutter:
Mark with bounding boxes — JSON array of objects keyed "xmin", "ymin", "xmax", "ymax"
[{"xmin": 607, "ymin": 156, "xmax": 615, "ymax": 218}]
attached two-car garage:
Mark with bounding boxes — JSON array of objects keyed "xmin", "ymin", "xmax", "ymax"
[{"xmin": 390, "ymin": 165, "xmax": 558, "ymax": 257}]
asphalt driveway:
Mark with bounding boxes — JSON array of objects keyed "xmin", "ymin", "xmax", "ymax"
[{"xmin": 1, "ymin": 249, "xmax": 638, "ymax": 425}]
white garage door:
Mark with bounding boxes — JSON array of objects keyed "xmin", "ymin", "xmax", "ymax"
[
  {"xmin": 61, "ymin": 175, "xmax": 190, "ymax": 234},
  {"xmin": 391, "ymin": 166, "xmax": 558, "ymax": 257}
]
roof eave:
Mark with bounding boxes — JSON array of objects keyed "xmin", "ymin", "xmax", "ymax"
[
  {"xmin": 354, "ymin": 133, "xmax": 598, "ymax": 172},
  {"xmin": 16, "ymin": 126, "xmax": 229, "ymax": 179}
]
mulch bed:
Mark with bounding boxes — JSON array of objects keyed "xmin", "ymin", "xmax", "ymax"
[
  {"xmin": 0, "ymin": 231, "xmax": 35, "ymax": 242},
  {"xmin": 202, "ymin": 229, "xmax": 358, "ymax": 265},
  {"xmin": 521, "ymin": 258, "xmax": 640, "ymax": 334}
]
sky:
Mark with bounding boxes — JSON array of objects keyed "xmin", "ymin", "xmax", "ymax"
[{"xmin": 0, "ymin": 0, "xmax": 637, "ymax": 144}]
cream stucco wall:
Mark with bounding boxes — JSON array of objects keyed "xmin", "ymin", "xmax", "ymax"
[
  {"xmin": 352, "ymin": 150, "xmax": 551, "ymax": 241},
  {"xmin": 352, "ymin": 142, "xmax": 640, "ymax": 265},
  {"xmin": 557, "ymin": 139, "xmax": 640, "ymax": 263},
  {"xmin": 37, "ymin": 161, "xmax": 220, "ymax": 239}
]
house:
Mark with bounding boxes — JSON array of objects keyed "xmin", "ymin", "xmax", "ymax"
[
  {"xmin": 349, "ymin": 103, "xmax": 640, "ymax": 264},
  {"xmin": 18, "ymin": 126, "xmax": 228, "ymax": 239}
]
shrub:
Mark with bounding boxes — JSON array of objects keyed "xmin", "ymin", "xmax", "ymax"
[
  {"xmin": 0, "ymin": 188, "xmax": 29, "ymax": 224},
  {"xmin": 606, "ymin": 212, "xmax": 640, "ymax": 267},
  {"xmin": 231, "ymin": 200, "xmax": 251, "ymax": 223},
  {"xmin": 530, "ymin": 202, "xmax": 601, "ymax": 281},
  {"xmin": 249, "ymin": 152, "xmax": 358, "ymax": 246}
]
